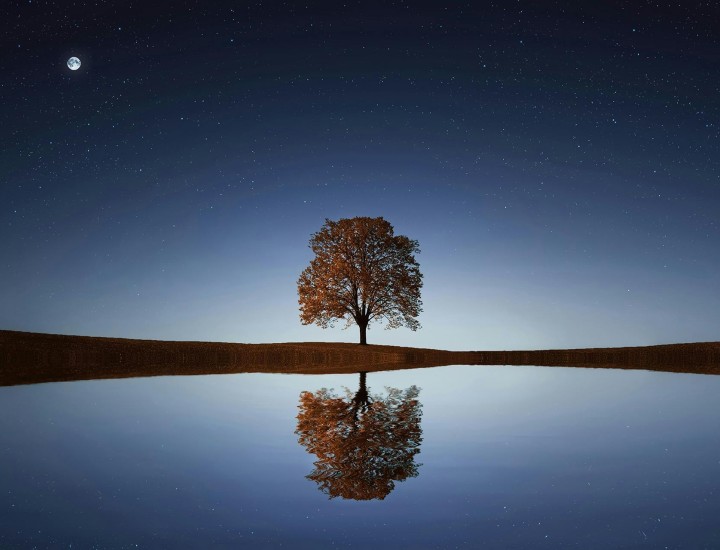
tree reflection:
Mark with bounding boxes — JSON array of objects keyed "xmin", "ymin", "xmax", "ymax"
[{"xmin": 296, "ymin": 372, "xmax": 422, "ymax": 500}]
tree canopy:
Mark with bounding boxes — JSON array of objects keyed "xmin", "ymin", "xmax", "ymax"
[
  {"xmin": 295, "ymin": 372, "xmax": 423, "ymax": 500},
  {"xmin": 297, "ymin": 216, "xmax": 423, "ymax": 344}
]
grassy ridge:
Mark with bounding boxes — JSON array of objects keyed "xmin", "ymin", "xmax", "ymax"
[{"xmin": 1, "ymin": 330, "xmax": 719, "ymax": 387}]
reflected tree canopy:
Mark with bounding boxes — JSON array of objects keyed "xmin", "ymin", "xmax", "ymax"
[{"xmin": 296, "ymin": 372, "xmax": 422, "ymax": 500}]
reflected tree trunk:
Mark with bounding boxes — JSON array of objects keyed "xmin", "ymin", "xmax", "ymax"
[{"xmin": 351, "ymin": 371, "xmax": 369, "ymax": 421}]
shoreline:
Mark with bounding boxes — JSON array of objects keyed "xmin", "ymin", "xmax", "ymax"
[{"xmin": 1, "ymin": 330, "xmax": 719, "ymax": 387}]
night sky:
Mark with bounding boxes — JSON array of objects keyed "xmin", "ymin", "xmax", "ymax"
[{"xmin": 3, "ymin": 1, "xmax": 719, "ymax": 350}]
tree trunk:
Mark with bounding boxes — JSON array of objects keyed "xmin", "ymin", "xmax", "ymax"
[{"xmin": 359, "ymin": 321, "xmax": 368, "ymax": 345}]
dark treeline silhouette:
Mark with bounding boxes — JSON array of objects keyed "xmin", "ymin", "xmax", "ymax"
[
  {"xmin": 296, "ymin": 372, "xmax": 422, "ymax": 500},
  {"xmin": 1, "ymin": 330, "xmax": 720, "ymax": 387}
]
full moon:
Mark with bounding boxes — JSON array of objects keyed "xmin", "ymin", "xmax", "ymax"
[{"xmin": 67, "ymin": 57, "xmax": 81, "ymax": 71}]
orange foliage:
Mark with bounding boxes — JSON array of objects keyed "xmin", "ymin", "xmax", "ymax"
[
  {"xmin": 297, "ymin": 217, "xmax": 423, "ymax": 344},
  {"xmin": 295, "ymin": 373, "xmax": 422, "ymax": 500}
]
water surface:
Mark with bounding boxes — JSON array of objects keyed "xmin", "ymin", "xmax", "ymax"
[{"xmin": 1, "ymin": 365, "xmax": 719, "ymax": 548}]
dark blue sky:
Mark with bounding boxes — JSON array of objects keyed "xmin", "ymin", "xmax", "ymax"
[{"xmin": 2, "ymin": 1, "xmax": 719, "ymax": 349}]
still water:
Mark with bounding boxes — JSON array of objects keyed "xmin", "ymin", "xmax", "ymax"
[{"xmin": 1, "ymin": 365, "xmax": 719, "ymax": 548}]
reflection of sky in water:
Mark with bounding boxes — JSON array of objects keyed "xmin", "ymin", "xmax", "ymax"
[{"xmin": 1, "ymin": 365, "xmax": 719, "ymax": 548}]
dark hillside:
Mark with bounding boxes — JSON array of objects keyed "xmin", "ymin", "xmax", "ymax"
[{"xmin": 1, "ymin": 330, "xmax": 719, "ymax": 387}]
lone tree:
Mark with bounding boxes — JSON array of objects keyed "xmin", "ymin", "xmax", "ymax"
[
  {"xmin": 296, "ymin": 373, "xmax": 423, "ymax": 500},
  {"xmin": 297, "ymin": 216, "xmax": 423, "ymax": 345}
]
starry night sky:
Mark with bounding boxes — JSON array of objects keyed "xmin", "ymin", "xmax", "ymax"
[{"xmin": 2, "ymin": 1, "xmax": 719, "ymax": 350}]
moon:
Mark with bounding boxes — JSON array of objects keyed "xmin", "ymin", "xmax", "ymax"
[{"xmin": 67, "ymin": 57, "xmax": 81, "ymax": 71}]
